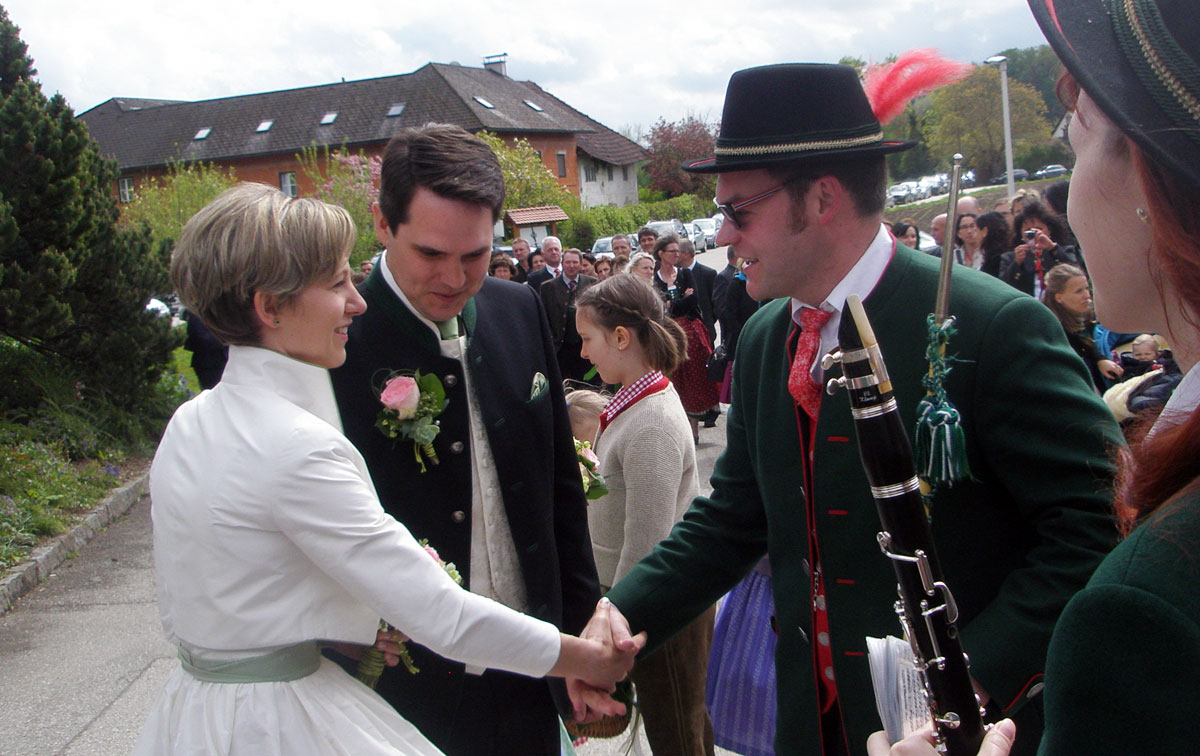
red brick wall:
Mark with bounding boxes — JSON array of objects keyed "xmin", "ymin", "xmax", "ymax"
[{"xmin": 496, "ymin": 132, "xmax": 581, "ymax": 197}]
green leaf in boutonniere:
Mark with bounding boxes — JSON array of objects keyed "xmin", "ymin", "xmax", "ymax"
[{"xmin": 375, "ymin": 370, "xmax": 448, "ymax": 473}]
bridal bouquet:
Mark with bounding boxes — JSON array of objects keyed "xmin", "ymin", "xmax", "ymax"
[
  {"xmin": 575, "ymin": 438, "xmax": 608, "ymax": 501},
  {"xmin": 356, "ymin": 541, "xmax": 463, "ymax": 687}
]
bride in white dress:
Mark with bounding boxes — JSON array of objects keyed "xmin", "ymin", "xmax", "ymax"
[{"xmin": 134, "ymin": 183, "xmax": 639, "ymax": 755}]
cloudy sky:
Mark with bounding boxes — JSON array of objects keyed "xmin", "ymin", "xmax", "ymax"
[{"xmin": 5, "ymin": 0, "xmax": 1048, "ymax": 137}]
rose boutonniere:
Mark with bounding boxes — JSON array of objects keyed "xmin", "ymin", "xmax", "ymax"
[
  {"xmin": 376, "ymin": 371, "xmax": 447, "ymax": 473},
  {"xmin": 575, "ymin": 438, "xmax": 608, "ymax": 501},
  {"xmin": 356, "ymin": 540, "xmax": 463, "ymax": 687}
]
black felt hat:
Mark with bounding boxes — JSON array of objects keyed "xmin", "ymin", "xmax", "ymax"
[
  {"xmin": 683, "ymin": 63, "xmax": 915, "ymax": 174},
  {"xmin": 1028, "ymin": 0, "xmax": 1200, "ymax": 192}
]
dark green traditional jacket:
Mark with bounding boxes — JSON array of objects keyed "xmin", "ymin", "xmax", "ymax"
[
  {"xmin": 607, "ymin": 243, "xmax": 1122, "ymax": 756},
  {"xmin": 1039, "ymin": 485, "xmax": 1200, "ymax": 756}
]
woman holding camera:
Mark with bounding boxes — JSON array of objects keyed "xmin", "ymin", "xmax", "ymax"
[
  {"xmin": 871, "ymin": 0, "xmax": 1200, "ymax": 753},
  {"xmin": 998, "ymin": 201, "xmax": 1080, "ymax": 297}
]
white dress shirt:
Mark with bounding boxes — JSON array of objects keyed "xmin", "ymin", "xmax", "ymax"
[{"xmin": 790, "ymin": 223, "xmax": 895, "ymax": 384}]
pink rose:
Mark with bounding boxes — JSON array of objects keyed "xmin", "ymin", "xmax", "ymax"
[
  {"xmin": 380, "ymin": 376, "xmax": 420, "ymax": 418},
  {"xmin": 423, "ymin": 545, "xmax": 441, "ymax": 562},
  {"xmin": 580, "ymin": 447, "xmax": 599, "ymax": 467}
]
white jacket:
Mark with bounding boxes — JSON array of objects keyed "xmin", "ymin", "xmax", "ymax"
[{"xmin": 149, "ymin": 346, "xmax": 559, "ymax": 676}]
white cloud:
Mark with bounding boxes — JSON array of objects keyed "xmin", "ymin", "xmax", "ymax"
[{"xmin": 5, "ymin": 0, "xmax": 1049, "ymax": 128}]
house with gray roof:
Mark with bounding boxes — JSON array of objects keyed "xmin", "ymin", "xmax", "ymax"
[{"xmin": 79, "ymin": 56, "xmax": 648, "ymax": 209}]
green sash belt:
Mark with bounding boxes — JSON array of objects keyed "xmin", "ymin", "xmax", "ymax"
[{"xmin": 179, "ymin": 641, "xmax": 321, "ymax": 684}]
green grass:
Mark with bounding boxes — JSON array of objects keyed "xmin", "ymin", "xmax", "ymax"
[
  {"xmin": 0, "ymin": 426, "xmax": 119, "ymax": 568},
  {"xmin": 171, "ymin": 346, "xmax": 203, "ymax": 395}
]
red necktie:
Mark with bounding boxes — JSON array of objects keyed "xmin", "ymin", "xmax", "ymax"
[{"xmin": 788, "ymin": 308, "xmax": 832, "ymax": 420}]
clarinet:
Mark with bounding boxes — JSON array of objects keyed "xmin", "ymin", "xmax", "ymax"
[{"xmin": 824, "ymin": 295, "xmax": 986, "ymax": 755}]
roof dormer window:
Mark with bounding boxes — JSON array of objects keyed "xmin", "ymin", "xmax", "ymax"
[
  {"xmin": 386, "ymin": 103, "xmax": 406, "ymax": 117},
  {"xmin": 523, "ymin": 100, "xmax": 544, "ymax": 112},
  {"xmin": 473, "ymin": 96, "xmax": 495, "ymax": 109},
  {"xmin": 256, "ymin": 120, "xmax": 274, "ymax": 132},
  {"xmin": 193, "ymin": 127, "xmax": 212, "ymax": 140},
  {"xmin": 320, "ymin": 112, "xmax": 338, "ymax": 125}
]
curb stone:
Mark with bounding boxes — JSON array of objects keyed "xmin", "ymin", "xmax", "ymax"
[{"xmin": 0, "ymin": 473, "xmax": 149, "ymax": 617}]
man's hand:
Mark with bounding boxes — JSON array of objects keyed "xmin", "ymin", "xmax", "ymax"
[
  {"xmin": 582, "ymin": 597, "xmax": 638, "ymax": 652},
  {"xmin": 564, "ymin": 598, "xmax": 646, "ymax": 722},
  {"xmin": 866, "ymin": 719, "xmax": 1015, "ymax": 756}
]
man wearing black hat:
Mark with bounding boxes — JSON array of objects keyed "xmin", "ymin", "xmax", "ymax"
[{"xmin": 574, "ymin": 64, "xmax": 1121, "ymax": 756}]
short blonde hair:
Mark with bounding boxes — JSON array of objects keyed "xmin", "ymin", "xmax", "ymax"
[
  {"xmin": 170, "ymin": 183, "xmax": 356, "ymax": 345},
  {"xmin": 1131, "ymin": 333, "xmax": 1159, "ymax": 351},
  {"xmin": 565, "ymin": 388, "xmax": 609, "ymax": 423}
]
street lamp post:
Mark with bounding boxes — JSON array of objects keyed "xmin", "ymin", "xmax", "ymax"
[{"xmin": 986, "ymin": 55, "xmax": 1016, "ymax": 199}]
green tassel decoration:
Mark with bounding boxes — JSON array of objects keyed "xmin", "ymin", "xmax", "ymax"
[{"xmin": 914, "ymin": 314, "xmax": 973, "ymax": 490}]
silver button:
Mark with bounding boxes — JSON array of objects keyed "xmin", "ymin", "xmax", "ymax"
[
  {"xmin": 451, "ymin": 510, "xmax": 466, "ymax": 523},
  {"xmin": 817, "ymin": 632, "xmax": 830, "ymax": 647},
  {"xmin": 824, "ymin": 666, "xmax": 835, "ymax": 681},
  {"xmin": 444, "ymin": 374, "xmax": 458, "ymax": 387},
  {"xmin": 815, "ymin": 595, "xmax": 826, "ymax": 611},
  {"xmin": 450, "ymin": 441, "xmax": 464, "ymax": 454}
]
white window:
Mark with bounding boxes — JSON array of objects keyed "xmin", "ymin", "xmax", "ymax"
[
  {"xmin": 320, "ymin": 112, "xmax": 338, "ymax": 125},
  {"xmin": 386, "ymin": 103, "xmax": 405, "ymax": 117},
  {"xmin": 280, "ymin": 171, "xmax": 298, "ymax": 198},
  {"xmin": 256, "ymin": 120, "xmax": 274, "ymax": 132},
  {"xmin": 193, "ymin": 127, "xmax": 212, "ymax": 140},
  {"xmin": 523, "ymin": 100, "xmax": 544, "ymax": 112},
  {"xmin": 118, "ymin": 177, "xmax": 134, "ymax": 204},
  {"xmin": 473, "ymin": 96, "xmax": 495, "ymax": 109}
]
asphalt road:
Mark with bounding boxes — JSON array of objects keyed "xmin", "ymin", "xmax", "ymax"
[{"xmin": 0, "ymin": 245, "xmax": 739, "ymax": 756}]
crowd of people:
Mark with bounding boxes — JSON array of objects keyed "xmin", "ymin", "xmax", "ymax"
[
  {"xmin": 143, "ymin": 2, "xmax": 1198, "ymax": 755},
  {"xmin": 891, "ymin": 164, "xmax": 1181, "ymax": 421}
]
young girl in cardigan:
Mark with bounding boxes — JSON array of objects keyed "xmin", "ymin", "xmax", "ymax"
[{"xmin": 575, "ymin": 275, "xmax": 717, "ymax": 756}]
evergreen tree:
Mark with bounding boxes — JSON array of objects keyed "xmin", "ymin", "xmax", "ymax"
[{"xmin": 0, "ymin": 4, "xmax": 176, "ymax": 406}]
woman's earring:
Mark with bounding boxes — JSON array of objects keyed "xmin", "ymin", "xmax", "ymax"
[
  {"xmin": 273, "ymin": 318, "xmax": 280, "ymax": 325},
  {"xmin": 1136, "ymin": 207, "xmax": 1150, "ymax": 224}
]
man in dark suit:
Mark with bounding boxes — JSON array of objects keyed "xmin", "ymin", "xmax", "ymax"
[
  {"xmin": 679, "ymin": 238, "xmax": 718, "ymax": 344},
  {"xmin": 712, "ymin": 245, "xmax": 738, "ymax": 320},
  {"xmin": 526, "ymin": 236, "xmax": 563, "ymax": 290},
  {"xmin": 571, "ymin": 65, "xmax": 1121, "ymax": 756},
  {"xmin": 540, "ymin": 248, "xmax": 597, "ymax": 384},
  {"xmin": 511, "ymin": 237, "xmax": 532, "ymax": 283},
  {"xmin": 330, "ymin": 124, "xmax": 603, "ymax": 756}
]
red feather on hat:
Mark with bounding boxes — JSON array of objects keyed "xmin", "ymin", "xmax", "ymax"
[{"xmin": 863, "ymin": 49, "xmax": 972, "ymax": 126}]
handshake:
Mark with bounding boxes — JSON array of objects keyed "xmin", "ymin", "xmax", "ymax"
[{"xmin": 554, "ymin": 598, "xmax": 646, "ymax": 723}]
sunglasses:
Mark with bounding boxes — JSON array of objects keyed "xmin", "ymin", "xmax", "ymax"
[{"xmin": 713, "ymin": 175, "xmax": 804, "ymax": 229}]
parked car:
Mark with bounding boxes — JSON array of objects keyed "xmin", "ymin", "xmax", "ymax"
[
  {"xmin": 919, "ymin": 174, "xmax": 947, "ymax": 197},
  {"xmin": 989, "ymin": 168, "xmax": 1029, "ymax": 185},
  {"xmin": 692, "ymin": 217, "xmax": 718, "ymax": 248},
  {"xmin": 590, "ymin": 236, "xmax": 615, "ymax": 258},
  {"xmin": 960, "ymin": 169, "xmax": 976, "ymax": 188},
  {"xmin": 647, "ymin": 219, "xmax": 689, "ymax": 244},
  {"xmin": 1034, "ymin": 164, "xmax": 1071, "ymax": 179},
  {"xmin": 887, "ymin": 183, "xmax": 915, "ymax": 207}
]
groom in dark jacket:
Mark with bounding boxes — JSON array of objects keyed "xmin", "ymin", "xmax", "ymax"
[{"xmin": 330, "ymin": 124, "xmax": 601, "ymax": 756}]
